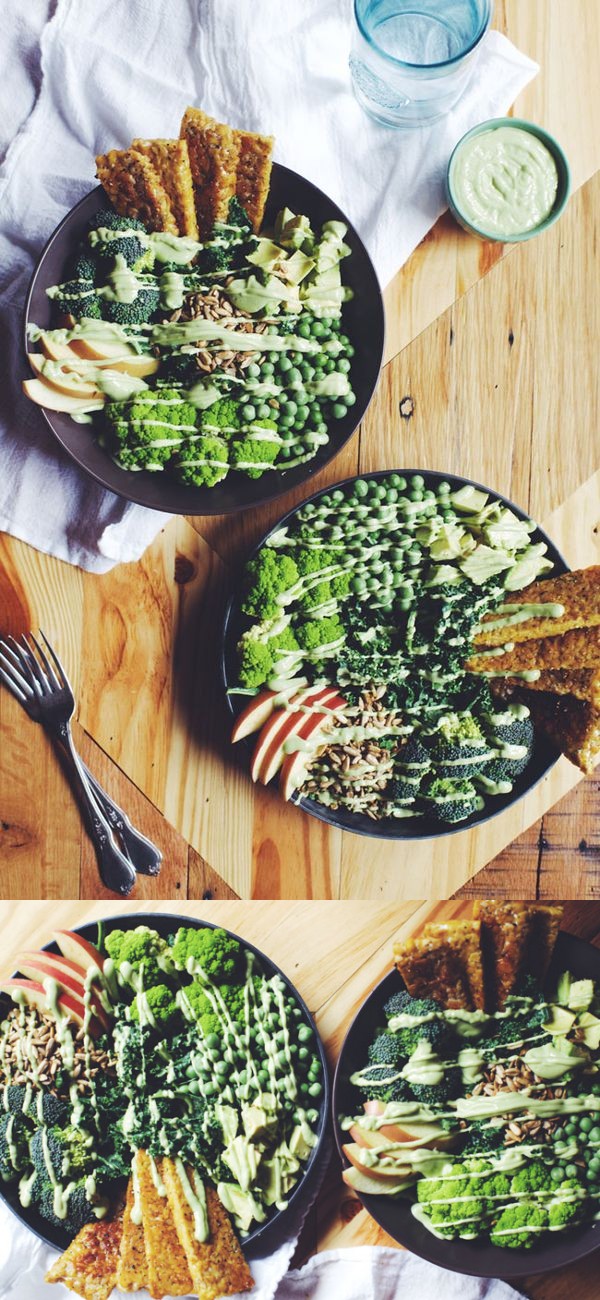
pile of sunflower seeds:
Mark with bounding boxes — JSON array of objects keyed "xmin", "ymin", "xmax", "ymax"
[
  {"xmin": 468, "ymin": 1058, "xmax": 566, "ymax": 1145},
  {"xmin": 301, "ymin": 689, "xmax": 399, "ymax": 819},
  {"xmin": 1, "ymin": 1006, "xmax": 115, "ymax": 1096},
  {"xmin": 168, "ymin": 284, "xmax": 268, "ymax": 377}
]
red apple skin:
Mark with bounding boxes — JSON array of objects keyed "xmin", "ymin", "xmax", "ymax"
[
  {"xmin": 364, "ymin": 1099, "xmax": 385, "ymax": 1116},
  {"xmin": 342, "ymin": 1142, "xmax": 410, "ymax": 1181},
  {"xmin": 53, "ymin": 930, "xmax": 104, "ymax": 974},
  {"xmin": 0, "ymin": 978, "xmax": 101, "ymax": 1037},
  {"xmin": 278, "ymin": 692, "xmax": 346, "ymax": 799},
  {"xmin": 258, "ymin": 689, "xmax": 344, "ymax": 786},
  {"xmin": 348, "ymin": 1124, "xmax": 395, "ymax": 1150},
  {"xmin": 250, "ymin": 687, "xmax": 327, "ymax": 782},
  {"xmin": 231, "ymin": 690, "xmax": 278, "ymax": 743},
  {"xmin": 16, "ymin": 953, "xmax": 110, "ymax": 1030}
]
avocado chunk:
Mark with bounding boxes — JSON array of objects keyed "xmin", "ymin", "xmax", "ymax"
[
  {"xmin": 217, "ymin": 1182, "xmax": 266, "ymax": 1233},
  {"xmin": 543, "ymin": 1005, "xmax": 577, "ymax": 1035}
]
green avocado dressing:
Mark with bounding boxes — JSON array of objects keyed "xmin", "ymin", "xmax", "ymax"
[{"xmin": 452, "ymin": 126, "xmax": 559, "ymax": 237}]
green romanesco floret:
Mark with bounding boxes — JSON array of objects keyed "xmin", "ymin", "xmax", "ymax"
[
  {"xmin": 31, "ymin": 1124, "xmax": 94, "ymax": 1180},
  {"xmin": 170, "ymin": 927, "xmax": 243, "ymax": 982},
  {"xmin": 490, "ymin": 1202, "xmax": 549, "ymax": 1249},
  {"xmin": 416, "ymin": 1173, "xmax": 489, "ymax": 1238},
  {"xmin": 435, "ymin": 712, "xmax": 485, "ymax": 745},
  {"xmin": 510, "ymin": 1161, "xmax": 553, "ymax": 1195},
  {"xmin": 295, "ymin": 548, "xmax": 341, "ymax": 579},
  {"xmin": 295, "ymin": 615, "xmax": 344, "ymax": 655},
  {"xmin": 548, "ymin": 1195, "xmax": 588, "ymax": 1229},
  {"xmin": 104, "ymin": 390, "xmax": 198, "ymax": 471},
  {"xmin": 174, "ymin": 435, "xmax": 229, "ymax": 487},
  {"xmin": 231, "ymin": 424, "xmax": 281, "ymax": 478},
  {"xmin": 201, "ymin": 400, "xmax": 243, "ymax": 437},
  {"xmin": 104, "ymin": 924, "xmax": 171, "ymax": 988},
  {"xmin": 242, "ymin": 549, "xmax": 300, "ymax": 620},
  {"xmin": 237, "ymin": 637, "xmax": 276, "ymax": 689},
  {"xmin": 130, "ymin": 982, "xmax": 179, "ymax": 1028}
]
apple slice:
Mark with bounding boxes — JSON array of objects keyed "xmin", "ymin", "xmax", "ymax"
[
  {"xmin": 342, "ymin": 1143, "xmax": 412, "ymax": 1181},
  {"xmin": 256, "ymin": 688, "xmax": 344, "ymax": 786},
  {"xmin": 53, "ymin": 930, "xmax": 105, "ymax": 976},
  {"xmin": 16, "ymin": 953, "xmax": 110, "ymax": 1030},
  {"xmin": 27, "ymin": 354, "xmax": 102, "ymax": 399},
  {"xmin": 348, "ymin": 1124, "xmax": 397, "ymax": 1150},
  {"xmin": 69, "ymin": 334, "xmax": 140, "ymax": 362},
  {"xmin": 232, "ymin": 691, "xmax": 279, "ymax": 744},
  {"xmin": 0, "ymin": 978, "xmax": 102, "ymax": 1037},
  {"xmin": 342, "ymin": 1164, "xmax": 411, "ymax": 1197},
  {"xmin": 39, "ymin": 333, "xmax": 79, "ymax": 362},
  {"xmin": 249, "ymin": 687, "xmax": 324, "ymax": 782},
  {"xmin": 279, "ymin": 691, "xmax": 347, "ymax": 800},
  {"xmin": 22, "ymin": 378, "xmax": 104, "ymax": 414}
]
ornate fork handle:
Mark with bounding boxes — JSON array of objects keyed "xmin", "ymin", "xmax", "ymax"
[
  {"xmin": 52, "ymin": 721, "xmax": 137, "ymax": 896},
  {"xmin": 81, "ymin": 761, "xmax": 162, "ymax": 877}
]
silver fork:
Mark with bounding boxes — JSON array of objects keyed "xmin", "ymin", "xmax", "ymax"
[{"xmin": 0, "ymin": 633, "xmax": 161, "ymax": 893}]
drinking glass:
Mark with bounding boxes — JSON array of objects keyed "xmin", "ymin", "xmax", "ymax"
[{"xmin": 350, "ymin": 0, "xmax": 493, "ymax": 128}]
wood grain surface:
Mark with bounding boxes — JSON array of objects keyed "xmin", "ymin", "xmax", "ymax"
[
  {"xmin": 0, "ymin": 2, "xmax": 599, "ymax": 900},
  {"xmin": 0, "ymin": 898, "xmax": 598, "ymax": 1297}
]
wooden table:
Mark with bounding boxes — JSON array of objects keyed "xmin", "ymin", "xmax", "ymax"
[
  {"xmin": 0, "ymin": 898, "xmax": 598, "ymax": 1298},
  {"xmin": 1, "ymin": 2, "xmax": 599, "ymax": 900}
]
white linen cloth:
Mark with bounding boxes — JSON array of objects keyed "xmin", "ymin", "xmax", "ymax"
[
  {"xmin": 0, "ymin": 1200, "xmax": 526, "ymax": 1300},
  {"xmin": 0, "ymin": 0, "xmax": 537, "ymax": 573}
]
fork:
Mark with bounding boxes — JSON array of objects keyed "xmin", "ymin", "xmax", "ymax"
[{"xmin": 0, "ymin": 633, "xmax": 161, "ymax": 893}]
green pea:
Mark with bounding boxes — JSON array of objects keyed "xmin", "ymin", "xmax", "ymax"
[
  {"xmin": 565, "ymin": 1163, "xmax": 579, "ymax": 1179},
  {"xmin": 203, "ymin": 1080, "xmax": 217, "ymax": 1097},
  {"xmin": 409, "ymin": 488, "xmax": 423, "ymax": 502},
  {"xmin": 589, "ymin": 1127, "xmax": 600, "ymax": 1142},
  {"xmin": 437, "ymin": 480, "xmax": 451, "ymax": 495},
  {"xmin": 398, "ymin": 598, "xmax": 412, "ymax": 611},
  {"xmin": 354, "ymin": 479, "xmax": 368, "ymax": 498},
  {"xmin": 411, "ymin": 474, "xmax": 425, "ymax": 489},
  {"xmin": 551, "ymin": 1167, "xmax": 564, "ymax": 1183},
  {"xmin": 311, "ymin": 321, "xmax": 326, "ymax": 337},
  {"xmin": 260, "ymin": 361, "xmax": 275, "ymax": 376},
  {"xmin": 337, "ymin": 357, "xmax": 351, "ymax": 373},
  {"xmin": 580, "ymin": 1117, "xmax": 593, "ymax": 1133},
  {"xmin": 298, "ymin": 320, "xmax": 311, "ymax": 338},
  {"xmin": 298, "ymin": 1024, "xmax": 313, "ymax": 1042},
  {"xmin": 278, "ymin": 355, "xmax": 292, "ymax": 372},
  {"xmin": 282, "ymin": 400, "xmax": 297, "ymax": 417},
  {"xmin": 308, "ymin": 1081, "xmax": 323, "ymax": 1097},
  {"xmin": 205, "ymin": 1034, "xmax": 220, "ymax": 1050}
]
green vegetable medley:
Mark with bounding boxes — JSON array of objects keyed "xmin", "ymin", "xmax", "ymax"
[
  {"xmin": 0, "ymin": 925, "xmax": 323, "ymax": 1240},
  {"xmin": 234, "ymin": 473, "xmax": 556, "ymax": 823},
  {"xmin": 32, "ymin": 202, "xmax": 357, "ymax": 487},
  {"xmin": 341, "ymin": 972, "xmax": 600, "ymax": 1249}
]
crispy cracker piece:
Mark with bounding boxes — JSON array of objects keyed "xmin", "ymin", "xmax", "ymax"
[
  {"xmin": 500, "ymin": 668, "xmax": 600, "ymax": 707},
  {"xmin": 161, "ymin": 1157, "xmax": 254, "ymax": 1299},
  {"xmin": 95, "ymin": 148, "xmax": 178, "ymax": 234},
  {"xmin": 474, "ymin": 567, "xmax": 600, "ymax": 648},
  {"xmin": 473, "ymin": 901, "xmax": 563, "ymax": 1010},
  {"xmin": 522, "ymin": 691, "xmax": 600, "ymax": 773},
  {"xmin": 467, "ymin": 625, "xmax": 600, "ymax": 675},
  {"xmin": 180, "ymin": 108, "xmax": 240, "ymax": 238},
  {"xmin": 116, "ymin": 1175, "xmax": 148, "ymax": 1292},
  {"xmin": 234, "ymin": 128, "xmax": 274, "ymax": 231},
  {"xmin": 45, "ymin": 1208, "xmax": 124, "ymax": 1300},
  {"xmin": 135, "ymin": 1149, "xmax": 193, "ymax": 1298},
  {"xmin": 394, "ymin": 919, "xmax": 484, "ymax": 1010},
  {"xmin": 132, "ymin": 137, "xmax": 199, "ymax": 238}
]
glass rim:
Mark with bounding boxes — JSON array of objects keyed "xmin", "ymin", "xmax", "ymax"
[{"xmin": 353, "ymin": 0, "xmax": 493, "ymax": 72}]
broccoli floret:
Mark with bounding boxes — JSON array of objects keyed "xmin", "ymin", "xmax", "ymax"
[
  {"xmin": 88, "ymin": 211, "xmax": 147, "ymax": 234},
  {"xmin": 24, "ymin": 1091, "xmax": 68, "ymax": 1127},
  {"xmin": 482, "ymin": 738, "xmax": 533, "ymax": 785},
  {"xmin": 295, "ymin": 616, "xmax": 344, "ymax": 654},
  {"xmin": 72, "ymin": 250, "xmax": 98, "ymax": 282},
  {"xmin": 1, "ymin": 1085, "xmax": 31, "ymax": 1118},
  {"xmin": 130, "ymin": 982, "xmax": 178, "ymax": 1028},
  {"xmin": 31, "ymin": 1125, "xmax": 94, "ymax": 1180},
  {"xmin": 350, "ymin": 1063, "xmax": 411, "ymax": 1103},
  {"xmin": 0, "ymin": 1113, "xmax": 30, "ymax": 1179},
  {"xmin": 409, "ymin": 1076, "xmax": 461, "ymax": 1105},
  {"xmin": 104, "ymin": 924, "xmax": 170, "ymax": 988},
  {"xmin": 170, "ymin": 927, "xmax": 243, "ymax": 982},
  {"xmin": 390, "ymin": 738, "xmax": 431, "ymax": 799},
  {"xmin": 428, "ymin": 712, "xmax": 492, "ymax": 780},
  {"xmin": 88, "ymin": 222, "xmax": 152, "ymax": 270},
  {"xmin": 490, "ymin": 1202, "xmax": 549, "ymax": 1249},
  {"xmin": 422, "ymin": 776, "xmax": 483, "ymax": 824},
  {"xmin": 482, "ymin": 707, "xmax": 534, "ymax": 749},
  {"xmin": 174, "ymin": 435, "xmax": 229, "ymax": 487},
  {"xmin": 242, "ymin": 550, "xmax": 300, "ymax": 620},
  {"xmin": 231, "ymin": 424, "xmax": 281, "ymax": 478},
  {"xmin": 102, "ymin": 284, "xmax": 160, "ymax": 325},
  {"xmin": 368, "ymin": 1033, "xmax": 407, "ymax": 1066},
  {"xmin": 104, "ymin": 389, "xmax": 198, "ymax": 471},
  {"xmin": 482, "ymin": 994, "xmax": 549, "ymax": 1056},
  {"xmin": 199, "ymin": 199, "xmax": 252, "ymax": 273},
  {"xmin": 383, "ymin": 990, "xmax": 442, "ymax": 1020},
  {"xmin": 47, "ymin": 278, "xmax": 102, "ymax": 319},
  {"xmin": 201, "ymin": 400, "xmax": 243, "ymax": 437},
  {"xmin": 38, "ymin": 1179, "xmax": 101, "ymax": 1235}
]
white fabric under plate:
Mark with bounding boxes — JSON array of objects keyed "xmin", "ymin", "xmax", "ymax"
[{"xmin": 0, "ymin": 0, "xmax": 537, "ymax": 571}]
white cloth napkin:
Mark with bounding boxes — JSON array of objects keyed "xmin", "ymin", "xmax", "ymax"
[{"xmin": 0, "ymin": 0, "xmax": 537, "ymax": 574}]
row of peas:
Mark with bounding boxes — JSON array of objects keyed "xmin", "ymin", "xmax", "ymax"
[{"xmin": 554, "ymin": 1110, "xmax": 600, "ymax": 1191}]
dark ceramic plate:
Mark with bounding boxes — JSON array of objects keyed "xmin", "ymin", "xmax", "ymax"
[
  {"xmin": 222, "ymin": 467, "xmax": 566, "ymax": 840},
  {"xmin": 0, "ymin": 911, "xmax": 330, "ymax": 1253},
  {"xmin": 333, "ymin": 930, "xmax": 600, "ymax": 1278},
  {"xmin": 23, "ymin": 165, "xmax": 384, "ymax": 515}
]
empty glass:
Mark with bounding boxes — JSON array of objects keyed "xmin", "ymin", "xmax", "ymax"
[{"xmin": 350, "ymin": 0, "xmax": 493, "ymax": 128}]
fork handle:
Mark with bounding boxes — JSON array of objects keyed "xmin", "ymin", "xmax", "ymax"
[
  {"xmin": 53, "ymin": 723, "xmax": 137, "ymax": 896},
  {"xmin": 81, "ymin": 761, "xmax": 162, "ymax": 877}
]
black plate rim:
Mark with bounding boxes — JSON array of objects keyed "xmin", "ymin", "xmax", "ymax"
[
  {"xmin": 22, "ymin": 165, "xmax": 385, "ymax": 517},
  {"xmin": 221, "ymin": 465, "xmax": 567, "ymax": 841},
  {"xmin": 0, "ymin": 909, "xmax": 330, "ymax": 1254},
  {"xmin": 331, "ymin": 929, "xmax": 600, "ymax": 1279}
]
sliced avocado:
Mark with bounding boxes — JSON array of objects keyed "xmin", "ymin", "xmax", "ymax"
[
  {"xmin": 460, "ymin": 544, "xmax": 515, "ymax": 585},
  {"xmin": 215, "ymin": 1103, "xmax": 238, "ymax": 1143},
  {"xmin": 222, "ymin": 1135, "xmax": 262, "ymax": 1191},
  {"xmin": 543, "ymin": 1005, "xmax": 577, "ymax": 1035},
  {"xmin": 568, "ymin": 979, "xmax": 596, "ymax": 1012},
  {"xmin": 281, "ymin": 249, "xmax": 315, "ymax": 284},
  {"xmin": 424, "ymin": 564, "xmax": 464, "ymax": 587},
  {"xmin": 216, "ymin": 1182, "xmax": 266, "ymax": 1232},
  {"xmin": 429, "ymin": 523, "xmax": 466, "ymax": 560},
  {"xmin": 578, "ymin": 1013, "xmax": 600, "ymax": 1051},
  {"xmin": 246, "ymin": 238, "xmax": 284, "ymax": 273},
  {"xmin": 226, "ymin": 273, "xmax": 296, "ymax": 315},
  {"xmin": 555, "ymin": 971, "xmax": 572, "ymax": 1006},
  {"xmin": 450, "ymin": 484, "xmax": 489, "ymax": 514},
  {"xmin": 242, "ymin": 1103, "xmax": 276, "ymax": 1142}
]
